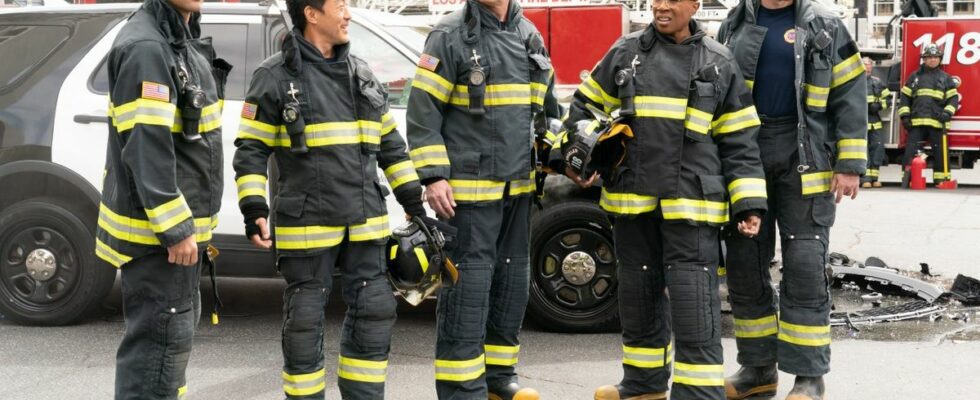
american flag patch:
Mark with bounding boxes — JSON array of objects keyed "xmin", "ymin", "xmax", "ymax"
[
  {"xmin": 241, "ymin": 102, "xmax": 258, "ymax": 120},
  {"xmin": 418, "ymin": 53, "xmax": 440, "ymax": 72},
  {"xmin": 141, "ymin": 81, "xmax": 170, "ymax": 102}
]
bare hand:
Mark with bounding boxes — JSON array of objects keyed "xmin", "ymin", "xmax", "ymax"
[
  {"xmin": 565, "ymin": 166, "xmax": 599, "ymax": 189},
  {"xmin": 830, "ymin": 173, "xmax": 860, "ymax": 204},
  {"xmin": 424, "ymin": 179, "xmax": 456, "ymax": 219},
  {"xmin": 738, "ymin": 215, "xmax": 762, "ymax": 238},
  {"xmin": 249, "ymin": 217, "xmax": 273, "ymax": 249},
  {"xmin": 167, "ymin": 235, "xmax": 198, "ymax": 267}
]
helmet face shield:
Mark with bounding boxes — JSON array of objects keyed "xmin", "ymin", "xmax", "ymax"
[{"xmin": 921, "ymin": 43, "xmax": 943, "ymax": 58}]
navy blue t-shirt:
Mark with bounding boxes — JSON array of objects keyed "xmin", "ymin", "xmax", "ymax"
[{"xmin": 754, "ymin": 5, "xmax": 796, "ymax": 118}]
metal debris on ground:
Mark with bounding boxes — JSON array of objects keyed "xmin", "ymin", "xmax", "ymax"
[{"xmin": 950, "ymin": 274, "xmax": 980, "ymax": 306}]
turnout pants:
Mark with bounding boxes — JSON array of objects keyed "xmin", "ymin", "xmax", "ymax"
[
  {"xmin": 435, "ymin": 194, "xmax": 531, "ymax": 400},
  {"xmin": 279, "ymin": 237, "xmax": 395, "ymax": 400},
  {"xmin": 862, "ymin": 128, "xmax": 884, "ymax": 183},
  {"xmin": 614, "ymin": 213, "xmax": 724, "ymax": 400},
  {"xmin": 902, "ymin": 126, "xmax": 950, "ymax": 183},
  {"xmin": 115, "ymin": 250, "xmax": 204, "ymax": 400},
  {"xmin": 725, "ymin": 117, "xmax": 834, "ymax": 377}
]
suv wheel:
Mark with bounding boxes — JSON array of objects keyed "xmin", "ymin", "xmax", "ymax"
[
  {"xmin": 0, "ymin": 198, "xmax": 115, "ymax": 325},
  {"xmin": 528, "ymin": 201, "xmax": 619, "ymax": 332}
]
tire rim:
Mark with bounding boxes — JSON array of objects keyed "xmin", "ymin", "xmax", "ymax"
[
  {"xmin": 1, "ymin": 225, "xmax": 80, "ymax": 311},
  {"xmin": 533, "ymin": 226, "xmax": 616, "ymax": 312}
]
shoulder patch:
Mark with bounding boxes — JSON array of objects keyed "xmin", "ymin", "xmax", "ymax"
[
  {"xmin": 141, "ymin": 81, "xmax": 170, "ymax": 102},
  {"xmin": 838, "ymin": 41, "xmax": 858, "ymax": 60},
  {"xmin": 419, "ymin": 53, "xmax": 440, "ymax": 72},
  {"xmin": 241, "ymin": 102, "xmax": 258, "ymax": 120}
]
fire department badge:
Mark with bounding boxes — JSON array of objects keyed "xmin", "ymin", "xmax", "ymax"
[{"xmin": 784, "ymin": 28, "xmax": 796, "ymax": 44}]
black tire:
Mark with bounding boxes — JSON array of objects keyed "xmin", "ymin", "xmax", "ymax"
[
  {"xmin": 0, "ymin": 198, "xmax": 115, "ymax": 325},
  {"xmin": 528, "ymin": 201, "xmax": 619, "ymax": 333}
]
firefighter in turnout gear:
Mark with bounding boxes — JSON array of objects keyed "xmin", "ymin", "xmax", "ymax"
[
  {"xmin": 406, "ymin": 0, "xmax": 559, "ymax": 398},
  {"xmin": 717, "ymin": 0, "xmax": 867, "ymax": 397},
  {"xmin": 232, "ymin": 0, "xmax": 425, "ymax": 397},
  {"xmin": 899, "ymin": 43, "xmax": 960, "ymax": 185},
  {"xmin": 863, "ymin": 57, "xmax": 889, "ymax": 188},
  {"xmin": 97, "ymin": 0, "xmax": 231, "ymax": 397},
  {"xmin": 564, "ymin": 0, "xmax": 767, "ymax": 397}
]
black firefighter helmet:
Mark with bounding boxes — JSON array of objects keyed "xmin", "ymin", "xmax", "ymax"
[
  {"xmin": 386, "ymin": 216, "xmax": 458, "ymax": 306},
  {"xmin": 563, "ymin": 103, "xmax": 634, "ymax": 179},
  {"xmin": 921, "ymin": 42, "xmax": 943, "ymax": 58}
]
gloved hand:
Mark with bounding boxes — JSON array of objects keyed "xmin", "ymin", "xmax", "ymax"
[
  {"xmin": 939, "ymin": 112, "xmax": 952, "ymax": 123},
  {"xmin": 901, "ymin": 116, "xmax": 912, "ymax": 130},
  {"xmin": 241, "ymin": 203, "xmax": 270, "ymax": 240},
  {"xmin": 868, "ymin": 102, "xmax": 882, "ymax": 113},
  {"xmin": 397, "ymin": 185, "xmax": 426, "ymax": 218}
]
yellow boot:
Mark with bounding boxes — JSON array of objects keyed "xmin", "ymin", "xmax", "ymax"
[{"xmin": 488, "ymin": 382, "xmax": 540, "ymax": 400}]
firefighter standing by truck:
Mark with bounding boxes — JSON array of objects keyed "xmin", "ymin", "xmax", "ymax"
[
  {"xmin": 406, "ymin": 0, "xmax": 560, "ymax": 398},
  {"xmin": 716, "ymin": 0, "xmax": 867, "ymax": 397},
  {"xmin": 561, "ymin": 0, "xmax": 767, "ymax": 397},
  {"xmin": 899, "ymin": 43, "xmax": 960, "ymax": 185},
  {"xmin": 97, "ymin": 0, "xmax": 231, "ymax": 398},
  {"xmin": 864, "ymin": 57, "xmax": 890, "ymax": 188},
  {"xmin": 232, "ymin": 0, "xmax": 426, "ymax": 397}
]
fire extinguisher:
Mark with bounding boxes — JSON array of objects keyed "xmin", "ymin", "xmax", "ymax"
[{"xmin": 908, "ymin": 152, "xmax": 927, "ymax": 190}]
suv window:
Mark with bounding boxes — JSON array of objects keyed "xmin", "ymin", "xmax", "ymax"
[{"xmin": 0, "ymin": 25, "xmax": 70, "ymax": 92}]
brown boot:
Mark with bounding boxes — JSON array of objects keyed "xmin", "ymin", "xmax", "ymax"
[
  {"xmin": 594, "ymin": 384, "xmax": 667, "ymax": 400},
  {"xmin": 785, "ymin": 375, "xmax": 825, "ymax": 400},
  {"xmin": 725, "ymin": 365, "xmax": 778, "ymax": 400},
  {"xmin": 861, "ymin": 182, "xmax": 872, "ymax": 188},
  {"xmin": 872, "ymin": 181, "xmax": 882, "ymax": 188},
  {"xmin": 489, "ymin": 382, "xmax": 540, "ymax": 400}
]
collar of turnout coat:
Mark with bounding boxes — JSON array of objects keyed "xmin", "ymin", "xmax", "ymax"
[
  {"xmin": 460, "ymin": 0, "xmax": 524, "ymax": 43},
  {"xmin": 282, "ymin": 28, "xmax": 353, "ymax": 75},
  {"xmin": 139, "ymin": 0, "xmax": 203, "ymax": 48},
  {"xmin": 639, "ymin": 20, "xmax": 708, "ymax": 50},
  {"xmin": 728, "ymin": 0, "xmax": 821, "ymax": 27}
]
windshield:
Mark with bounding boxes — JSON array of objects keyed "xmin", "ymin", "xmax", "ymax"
[{"xmin": 381, "ymin": 25, "xmax": 430, "ymax": 55}]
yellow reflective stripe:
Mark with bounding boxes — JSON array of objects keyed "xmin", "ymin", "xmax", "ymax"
[
  {"xmin": 944, "ymin": 105, "xmax": 957, "ymax": 114},
  {"xmin": 238, "ymin": 118, "xmax": 281, "ymax": 146},
  {"xmin": 673, "ymin": 362, "xmax": 724, "ymax": 387},
  {"xmin": 381, "ymin": 112, "xmax": 397, "ymax": 136},
  {"xmin": 866, "ymin": 95, "xmax": 877, "ymax": 103},
  {"xmin": 831, "ymin": 53, "xmax": 863, "ymax": 88},
  {"xmin": 384, "ymin": 160, "xmax": 420, "ymax": 190},
  {"xmin": 485, "ymin": 344, "xmax": 520, "ymax": 366},
  {"xmin": 414, "ymin": 247, "xmax": 429, "ymax": 273},
  {"xmin": 801, "ymin": 171, "xmax": 833, "ymax": 195},
  {"xmin": 728, "ymin": 178, "xmax": 767, "ymax": 204},
  {"xmin": 99, "ymin": 203, "xmax": 215, "ymax": 245},
  {"xmin": 746, "ymin": 79, "xmax": 754, "ymax": 90},
  {"xmin": 622, "ymin": 344, "xmax": 671, "ymax": 368},
  {"xmin": 298, "ymin": 120, "xmax": 381, "ymax": 147},
  {"xmin": 349, "ymin": 215, "xmax": 390, "ymax": 241},
  {"xmin": 578, "ymin": 75, "xmax": 620, "ymax": 112},
  {"xmin": 282, "ymin": 369, "xmax": 326, "ymax": 396},
  {"xmin": 411, "ymin": 67, "xmax": 453, "ymax": 103},
  {"xmin": 838, "ymin": 138, "xmax": 868, "ymax": 160},
  {"xmin": 914, "ymin": 88, "xmax": 945, "ymax": 99},
  {"xmin": 337, "ymin": 356, "xmax": 387, "ymax": 383},
  {"xmin": 911, "ymin": 118, "xmax": 943, "ymax": 128},
  {"xmin": 173, "ymin": 100, "xmax": 223, "ymax": 134},
  {"xmin": 177, "ymin": 385, "xmax": 187, "ymax": 399},
  {"xmin": 409, "ymin": 145, "xmax": 450, "ymax": 168},
  {"xmin": 778, "ymin": 320, "xmax": 831, "ymax": 347},
  {"xmin": 145, "ymin": 196, "xmax": 192, "ymax": 233},
  {"xmin": 734, "ymin": 315, "xmax": 778, "ymax": 338},
  {"xmin": 685, "ymin": 107, "xmax": 712, "ymax": 135},
  {"xmin": 867, "ymin": 168, "xmax": 879, "ymax": 177},
  {"xmin": 635, "ymin": 96, "xmax": 687, "ymax": 119},
  {"xmin": 434, "ymin": 354, "xmax": 486, "ymax": 382},
  {"xmin": 275, "ymin": 225, "xmax": 345, "ymax": 250},
  {"xmin": 449, "ymin": 84, "xmax": 533, "ymax": 107},
  {"xmin": 805, "ymin": 84, "xmax": 830, "ymax": 109},
  {"xmin": 236, "ymin": 174, "xmax": 268, "ymax": 201},
  {"xmin": 901, "ymin": 86, "xmax": 913, "ymax": 96},
  {"xmin": 449, "ymin": 179, "xmax": 506, "ymax": 202},
  {"xmin": 712, "ymin": 105, "xmax": 760, "ymax": 135},
  {"xmin": 530, "ymin": 82, "xmax": 548, "ymax": 106},
  {"xmin": 599, "ymin": 189, "xmax": 658, "ymax": 215},
  {"xmin": 946, "ymin": 88, "xmax": 958, "ymax": 100},
  {"xmin": 868, "ymin": 121, "xmax": 883, "ymax": 130},
  {"xmin": 660, "ymin": 198, "xmax": 729, "ymax": 224},
  {"xmin": 95, "ymin": 238, "xmax": 132, "ymax": 268},
  {"xmin": 110, "ymin": 98, "xmax": 177, "ymax": 132},
  {"xmin": 897, "ymin": 106, "xmax": 910, "ymax": 116},
  {"xmin": 509, "ymin": 177, "xmax": 535, "ymax": 196}
]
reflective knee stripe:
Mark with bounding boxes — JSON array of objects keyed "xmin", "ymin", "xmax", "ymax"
[
  {"xmin": 381, "ymin": 112, "xmax": 397, "ymax": 136},
  {"xmin": 685, "ymin": 107, "xmax": 712, "ymax": 135},
  {"xmin": 275, "ymin": 225, "xmax": 345, "ymax": 250},
  {"xmin": 672, "ymin": 362, "xmax": 724, "ymax": 387},
  {"xmin": 485, "ymin": 344, "xmax": 519, "ymax": 366},
  {"xmin": 837, "ymin": 139, "xmax": 868, "ymax": 161},
  {"xmin": 635, "ymin": 96, "xmax": 687, "ymax": 119},
  {"xmin": 109, "ymin": 98, "xmax": 177, "ymax": 132},
  {"xmin": 95, "ymin": 238, "xmax": 132, "ymax": 268},
  {"xmin": 712, "ymin": 105, "xmax": 760, "ymax": 135},
  {"xmin": 831, "ymin": 53, "xmax": 863, "ymax": 89},
  {"xmin": 778, "ymin": 320, "xmax": 831, "ymax": 347},
  {"xmin": 282, "ymin": 369, "xmax": 326, "ymax": 397},
  {"xmin": 384, "ymin": 160, "xmax": 420, "ymax": 190},
  {"xmin": 349, "ymin": 215, "xmax": 390, "ymax": 242},
  {"xmin": 411, "ymin": 67, "xmax": 453, "ymax": 103},
  {"xmin": 734, "ymin": 315, "xmax": 778, "ymax": 338},
  {"xmin": 177, "ymin": 385, "xmax": 187, "ymax": 399},
  {"xmin": 622, "ymin": 344, "xmax": 672, "ymax": 369},
  {"xmin": 728, "ymin": 178, "xmax": 767, "ymax": 204},
  {"xmin": 508, "ymin": 177, "xmax": 535, "ymax": 196},
  {"xmin": 449, "ymin": 179, "xmax": 506, "ymax": 202},
  {"xmin": 434, "ymin": 354, "xmax": 485, "ymax": 382},
  {"xmin": 145, "ymin": 195, "xmax": 193, "ymax": 233},
  {"xmin": 409, "ymin": 145, "xmax": 450, "ymax": 168},
  {"xmin": 660, "ymin": 198, "xmax": 729, "ymax": 224},
  {"xmin": 578, "ymin": 75, "xmax": 620, "ymax": 112},
  {"xmin": 801, "ymin": 171, "xmax": 833, "ymax": 195},
  {"xmin": 236, "ymin": 174, "xmax": 268, "ymax": 201},
  {"xmin": 599, "ymin": 189, "xmax": 658, "ymax": 215},
  {"xmin": 337, "ymin": 356, "xmax": 387, "ymax": 383}
]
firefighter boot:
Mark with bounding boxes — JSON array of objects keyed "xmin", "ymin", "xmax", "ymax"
[
  {"xmin": 594, "ymin": 384, "xmax": 666, "ymax": 400},
  {"xmin": 785, "ymin": 376, "xmax": 824, "ymax": 400},
  {"xmin": 861, "ymin": 182, "xmax": 872, "ymax": 188},
  {"xmin": 488, "ymin": 382, "xmax": 540, "ymax": 400},
  {"xmin": 872, "ymin": 181, "xmax": 882, "ymax": 188},
  {"xmin": 724, "ymin": 365, "xmax": 778, "ymax": 400}
]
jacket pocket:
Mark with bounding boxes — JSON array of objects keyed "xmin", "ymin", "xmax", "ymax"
[
  {"xmin": 448, "ymin": 149, "xmax": 481, "ymax": 176},
  {"xmin": 698, "ymin": 174, "xmax": 727, "ymax": 202},
  {"xmin": 804, "ymin": 54, "xmax": 831, "ymax": 113},
  {"xmin": 274, "ymin": 192, "xmax": 307, "ymax": 219}
]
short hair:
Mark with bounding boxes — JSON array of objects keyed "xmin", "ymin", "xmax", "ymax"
[
  {"xmin": 286, "ymin": 0, "xmax": 325, "ymax": 32},
  {"xmin": 862, "ymin": 56, "xmax": 873, "ymax": 65}
]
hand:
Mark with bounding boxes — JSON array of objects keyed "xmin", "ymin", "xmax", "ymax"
[
  {"xmin": 830, "ymin": 173, "xmax": 860, "ymax": 203},
  {"xmin": 738, "ymin": 215, "xmax": 761, "ymax": 238},
  {"xmin": 249, "ymin": 217, "xmax": 273, "ymax": 249},
  {"xmin": 424, "ymin": 179, "xmax": 456, "ymax": 219},
  {"xmin": 565, "ymin": 166, "xmax": 599, "ymax": 189},
  {"xmin": 939, "ymin": 112, "xmax": 952, "ymax": 123},
  {"xmin": 167, "ymin": 235, "xmax": 199, "ymax": 266},
  {"xmin": 869, "ymin": 103, "xmax": 882, "ymax": 113},
  {"xmin": 901, "ymin": 117, "xmax": 912, "ymax": 130}
]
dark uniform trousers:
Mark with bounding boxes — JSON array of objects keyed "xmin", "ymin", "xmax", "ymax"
[
  {"xmin": 725, "ymin": 117, "xmax": 834, "ymax": 377},
  {"xmin": 902, "ymin": 126, "xmax": 950, "ymax": 183},
  {"xmin": 116, "ymin": 250, "xmax": 205, "ymax": 400},
  {"xmin": 279, "ymin": 236, "xmax": 395, "ymax": 400},
  {"xmin": 435, "ymin": 192, "xmax": 531, "ymax": 400},
  {"xmin": 863, "ymin": 127, "xmax": 885, "ymax": 184},
  {"xmin": 614, "ymin": 212, "xmax": 724, "ymax": 400}
]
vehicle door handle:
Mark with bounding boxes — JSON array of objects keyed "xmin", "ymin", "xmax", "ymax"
[{"xmin": 73, "ymin": 114, "xmax": 109, "ymax": 124}]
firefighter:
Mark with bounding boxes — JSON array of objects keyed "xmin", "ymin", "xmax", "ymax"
[
  {"xmin": 97, "ymin": 0, "xmax": 230, "ymax": 398},
  {"xmin": 562, "ymin": 0, "xmax": 767, "ymax": 397},
  {"xmin": 232, "ymin": 0, "xmax": 426, "ymax": 397},
  {"xmin": 899, "ymin": 43, "xmax": 960, "ymax": 185},
  {"xmin": 863, "ymin": 57, "xmax": 890, "ymax": 188},
  {"xmin": 717, "ymin": 0, "xmax": 867, "ymax": 397},
  {"xmin": 405, "ymin": 0, "xmax": 560, "ymax": 398}
]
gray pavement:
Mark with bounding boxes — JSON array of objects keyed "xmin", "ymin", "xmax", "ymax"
[{"xmin": 2, "ymin": 164, "xmax": 980, "ymax": 399}]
